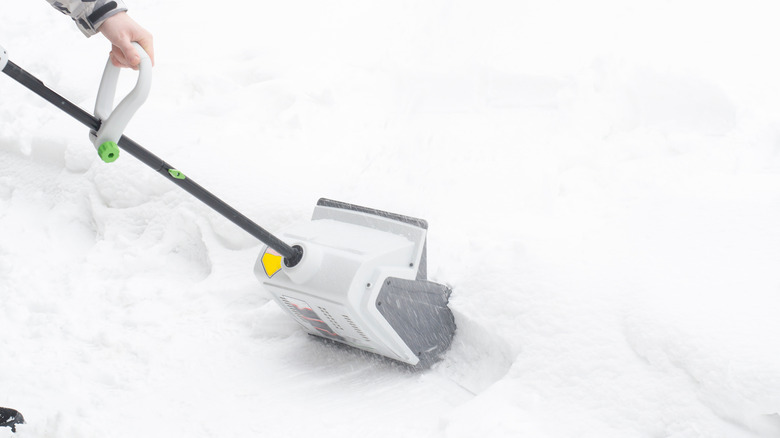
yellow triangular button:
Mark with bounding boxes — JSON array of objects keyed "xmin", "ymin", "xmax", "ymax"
[{"xmin": 261, "ymin": 248, "xmax": 283, "ymax": 278}]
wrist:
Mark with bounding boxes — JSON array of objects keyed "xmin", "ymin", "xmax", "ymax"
[{"xmin": 97, "ymin": 10, "xmax": 130, "ymax": 34}]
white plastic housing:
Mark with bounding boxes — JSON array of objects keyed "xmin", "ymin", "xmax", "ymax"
[{"xmin": 254, "ymin": 203, "xmax": 428, "ymax": 365}]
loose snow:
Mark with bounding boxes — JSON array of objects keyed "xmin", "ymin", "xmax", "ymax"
[{"xmin": 1, "ymin": 1, "xmax": 779, "ymax": 437}]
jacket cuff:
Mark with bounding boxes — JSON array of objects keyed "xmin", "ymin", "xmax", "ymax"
[{"xmin": 77, "ymin": 1, "xmax": 129, "ymax": 37}]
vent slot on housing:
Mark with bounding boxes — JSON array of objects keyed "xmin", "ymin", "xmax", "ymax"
[{"xmin": 342, "ymin": 314, "xmax": 371, "ymax": 343}]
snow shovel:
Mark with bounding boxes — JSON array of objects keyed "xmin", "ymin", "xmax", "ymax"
[{"xmin": 0, "ymin": 44, "xmax": 455, "ymax": 368}]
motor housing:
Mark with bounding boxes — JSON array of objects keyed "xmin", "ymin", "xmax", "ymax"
[{"xmin": 254, "ymin": 199, "xmax": 455, "ymax": 367}]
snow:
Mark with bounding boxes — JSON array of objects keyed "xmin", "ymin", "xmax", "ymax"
[{"xmin": 2, "ymin": 0, "xmax": 780, "ymax": 436}]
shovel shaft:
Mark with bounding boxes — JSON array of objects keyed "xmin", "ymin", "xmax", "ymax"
[{"xmin": 2, "ymin": 60, "xmax": 301, "ymax": 262}]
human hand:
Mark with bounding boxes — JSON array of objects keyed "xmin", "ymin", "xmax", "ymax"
[{"xmin": 98, "ymin": 12, "xmax": 154, "ymax": 69}]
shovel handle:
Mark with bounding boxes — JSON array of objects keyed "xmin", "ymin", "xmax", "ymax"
[
  {"xmin": 92, "ymin": 42, "xmax": 152, "ymax": 163},
  {"xmin": 2, "ymin": 45, "xmax": 302, "ymax": 263}
]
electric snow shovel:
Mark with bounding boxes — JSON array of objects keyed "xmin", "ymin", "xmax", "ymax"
[{"xmin": 0, "ymin": 44, "xmax": 455, "ymax": 368}]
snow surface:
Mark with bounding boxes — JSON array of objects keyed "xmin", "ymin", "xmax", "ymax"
[{"xmin": 2, "ymin": 1, "xmax": 780, "ymax": 437}]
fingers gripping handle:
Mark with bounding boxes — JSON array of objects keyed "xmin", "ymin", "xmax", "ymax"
[{"xmin": 91, "ymin": 42, "xmax": 152, "ymax": 163}]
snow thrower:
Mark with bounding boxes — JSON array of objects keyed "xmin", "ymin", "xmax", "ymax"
[{"xmin": 0, "ymin": 44, "xmax": 455, "ymax": 368}]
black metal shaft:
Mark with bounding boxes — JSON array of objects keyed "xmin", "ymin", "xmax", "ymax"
[{"xmin": 2, "ymin": 60, "xmax": 302, "ymax": 264}]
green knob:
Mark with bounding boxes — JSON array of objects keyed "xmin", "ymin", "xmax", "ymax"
[
  {"xmin": 168, "ymin": 169, "xmax": 186, "ymax": 180},
  {"xmin": 98, "ymin": 141, "xmax": 120, "ymax": 163}
]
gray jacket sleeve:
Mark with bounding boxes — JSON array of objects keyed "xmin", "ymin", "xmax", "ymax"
[{"xmin": 45, "ymin": 0, "xmax": 128, "ymax": 37}]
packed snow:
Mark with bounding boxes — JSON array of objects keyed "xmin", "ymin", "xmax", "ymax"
[{"xmin": 2, "ymin": 1, "xmax": 780, "ymax": 437}]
